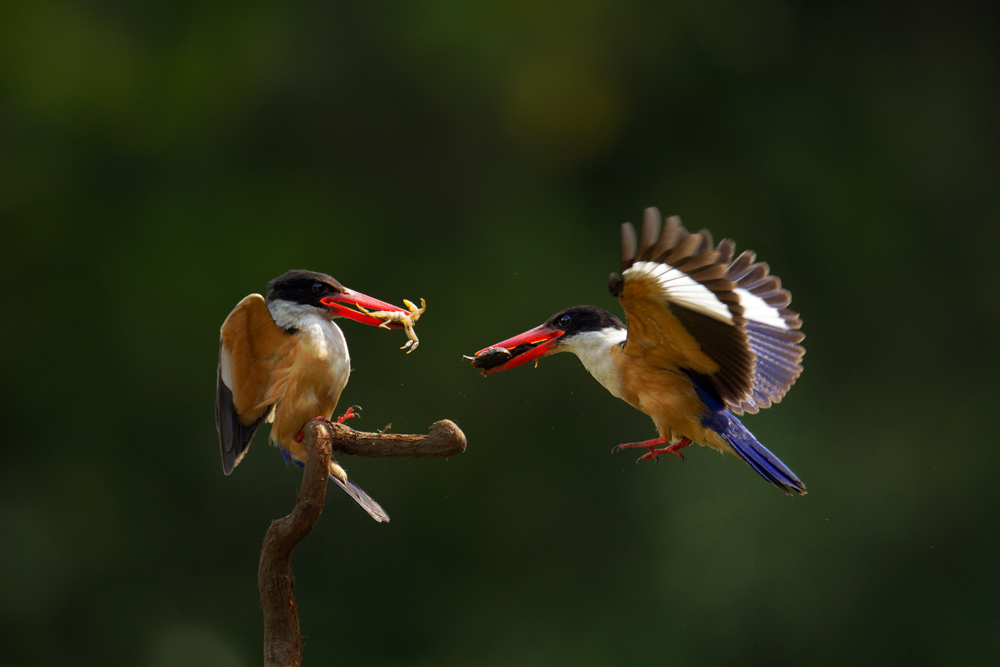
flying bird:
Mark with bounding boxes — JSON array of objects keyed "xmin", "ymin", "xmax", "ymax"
[
  {"xmin": 216, "ymin": 269, "xmax": 425, "ymax": 522},
  {"xmin": 469, "ymin": 208, "xmax": 806, "ymax": 494}
]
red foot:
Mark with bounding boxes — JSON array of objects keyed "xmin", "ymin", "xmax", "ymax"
[
  {"xmin": 642, "ymin": 437, "xmax": 693, "ymax": 462},
  {"xmin": 336, "ymin": 405, "xmax": 361, "ymax": 424},
  {"xmin": 613, "ymin": 436, "xmax": 668, "ymax": 454},
  {"xmin": 613, "ymin": 437, "xmax": 692, "ymax": 463},
  {"xmin": 295, "ymin": 415, "xmax": 335, "ymax": 442}
]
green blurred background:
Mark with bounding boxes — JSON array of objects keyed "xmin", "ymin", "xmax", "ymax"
[{"xmin": 2, "ymin": 1, "xmax": 998, "ymax": 665}]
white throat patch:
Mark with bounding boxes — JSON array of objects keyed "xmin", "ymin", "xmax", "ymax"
[
  {"xmin": 267, "ymin": 299, "xmax": 315, "ymax": 331},
  {"xmin": 562, "ymin": 327, "xmax": 628, "ymax": 398},
  {"xmin": 267, "ymin": 299, "xmax": 351, "ymax": 374}
]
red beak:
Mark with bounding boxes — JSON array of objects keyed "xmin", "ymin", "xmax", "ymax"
[
  {"xmin": 475, "ymin": 325, "xmax": 564, "ymax": 374},
  {"xmin": 320, "ymin": 288, "xmax": 408, "ymax": 328}
]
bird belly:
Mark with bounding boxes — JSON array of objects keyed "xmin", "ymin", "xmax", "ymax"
[
  {"xmin": 618, "ymin": 360, "xmax": 731, "ymax": 453},
  {"xmin": 265, "ymin": 320, "xmax": 351, "ymax": 448}
]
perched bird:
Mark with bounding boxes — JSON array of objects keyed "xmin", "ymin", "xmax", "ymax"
[
  {"xmin": 216, "ymin": 269, "xmax": 423, "ymax": 522},
  {"xmin": 469, "ymin": 208, "xmax": 806, "ymax": 494}
]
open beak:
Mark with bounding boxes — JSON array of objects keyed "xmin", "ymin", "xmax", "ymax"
[
  {"xmin": 320, "ymin": 288, "xmax": 408, "ymax": 328},
  {"xmin": 470, "ymin": 324, "xmax": 565, "ymax": 374}
]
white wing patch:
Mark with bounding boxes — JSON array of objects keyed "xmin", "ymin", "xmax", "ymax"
[
  {"xmin": 219, "ymin": 346, "xmax": 234, "ymax": 388},
  {"xmin": 625, "ymin": 261, "xmax": 733, "ymax": 324},
  {"xmin": 734, "ymin": 287, "xmax": 789, "ymax": 329}
]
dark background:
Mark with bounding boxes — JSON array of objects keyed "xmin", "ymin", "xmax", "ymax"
[{"xmin": 2, "ymin": 2, "xmax": 998, "ymax": 665}]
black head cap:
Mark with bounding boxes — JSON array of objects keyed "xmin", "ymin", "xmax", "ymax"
[
  {"xmin": 543, "ymin": 306, "xmax": 625, "ymax": 338},
  {"xmin": 266, "ymin": 270, "xmax": 346, "ymax": 306}
]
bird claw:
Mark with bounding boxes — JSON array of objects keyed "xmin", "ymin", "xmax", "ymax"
[
  {"xmin": 357, "ymin": 298, "xmax": 426, "ymax": 353},
  {"xmin": 614, "ymin": 437, "xmax": 691, "ymax": 463},
  {"xmin": 637, "ymin": 450, "xmax": 683, "ymax": 463},
  {"xmin": 336, "ymin": 405, "xmax": 361, "ymax": 424},
  {"xmin": 295, "ymin": 415, "xmax": 335, "ymax": 441},
  {"xmin": 644, "ymin": 438, "xmax": 692, "ymax": 462}
]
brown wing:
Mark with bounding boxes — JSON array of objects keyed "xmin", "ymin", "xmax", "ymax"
[
  {"xmin": 609, "ymin": 208, "xmax": 755, "ymax": 407},
  {"xmin": 215, "ymin": 294, "xmax": 292, "ymax": 474}
]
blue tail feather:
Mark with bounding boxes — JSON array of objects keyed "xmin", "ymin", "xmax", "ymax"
[{"xmin": 691, "ymin": 385, "xmax": 806, "ymax": 495}]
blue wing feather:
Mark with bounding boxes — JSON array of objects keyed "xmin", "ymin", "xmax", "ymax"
[{"xmin": 732, "ymin": 320, "xmax": 805, "ymax": 414}]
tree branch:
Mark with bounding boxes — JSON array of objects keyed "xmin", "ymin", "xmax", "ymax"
[
  {"xmin": 257, "ymin": 419, "xmax": 466, "ymax": 667},
  {"xmin": 325, "ymin": 418, "xmax": 467, "ymax": 458}
]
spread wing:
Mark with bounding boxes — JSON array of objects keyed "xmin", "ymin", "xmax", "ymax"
[
  {"xmin": 609, "ymin": 208, "xmax": 755, "ymax": 408},
  {"xmin": 215, "ymin": 294, "xmax": 292, "ymax": 474},
  {"xmin": 715, "ymin": 239, "xmax": 805, "ymax": 414}
]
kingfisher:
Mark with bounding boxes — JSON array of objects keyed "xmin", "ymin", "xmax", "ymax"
[
  {"xmin": 468, "ymin": 208, "xmax": 806, "ymax": 494},
  {"xmin": 216, "ymin": 269, "xmax": 425, "ymax": 522}
]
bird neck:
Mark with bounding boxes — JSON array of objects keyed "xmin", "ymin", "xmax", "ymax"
[
  {"xmin": 267, "ymin": 299, "xmax": 319, "ymax": 333},
  {"xmin": 562, "ymin": 327, "xmax": 628, "ymax": 397},
  {"xmin": 267, "ymin": 299, "xmax": 351, "ymax": 378}
]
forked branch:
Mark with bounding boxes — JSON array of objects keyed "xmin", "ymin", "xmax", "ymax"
[{"xmin": 258, "ymin": 419, "xmax": 466, "ymax": 667}]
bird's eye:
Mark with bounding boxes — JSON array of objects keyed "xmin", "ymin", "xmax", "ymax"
[
  {"xmin": 558, "ymin": 314, "xmax": 572, "ymax": 328},
  {"xmin": 312, "ymin": 282, "xmax": 327, "ymax": 294}
]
